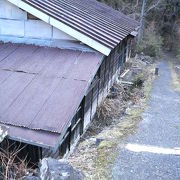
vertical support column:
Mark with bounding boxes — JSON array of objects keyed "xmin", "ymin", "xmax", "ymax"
[
  {"xmin": 80, "ymin": 98, "xmax": 85, "ymax": 135},
  {"xmin": 83, "ymin": 90, "xmax": 93, "ymax": 130}
]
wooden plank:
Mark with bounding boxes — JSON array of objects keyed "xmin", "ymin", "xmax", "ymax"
[
  {"xmin": 120, "ymin": 80, "xmax": 133, "ymax": 85},
  {"xmin": 120, "ymin": 69, "xmax": 130, "ymax": 78},
  {"xmin": 91, "ymin": 85, "xmax": 98, "ymax": 119}
]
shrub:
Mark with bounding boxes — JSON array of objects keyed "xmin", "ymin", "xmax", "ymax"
[
  {"xmin": 133, "ymin": 76, "xmax": 144, "ymax": 88},
  {"xmin": 175, "ymin": 33, "xmax": 180, "ymax": 62},
  {"xmin": 176, "ymin": 48, "xmax": 180, "ymax": 62},
  {"xmin": 135, "ymin": 28, "xmax": 163, "ymax": 57}
]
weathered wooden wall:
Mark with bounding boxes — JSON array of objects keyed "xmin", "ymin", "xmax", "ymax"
[{"xmin": 53, "ymin": 37, "xmax": 132, "ymax": 158}]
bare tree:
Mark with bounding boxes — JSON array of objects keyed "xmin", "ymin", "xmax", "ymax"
[
  {"xmin": 146, "ymin": 0, "xmax": 161, "ymax": 13},
  {"xmin": 138, "ymin": 0, "xmax": 147, "ymax": 42},
  {"xmin": 0, "ymin": 141, "xmax": 33, "ymax": 180}
]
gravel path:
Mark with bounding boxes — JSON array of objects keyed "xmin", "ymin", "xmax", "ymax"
[{"xmin": 112, "ymin": 61, "xmax": 180, "ymax": 180}]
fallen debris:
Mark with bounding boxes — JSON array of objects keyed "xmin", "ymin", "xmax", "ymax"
[
  {"xmin": 120, "ymin": 80, "xmax": 134, "ymax": 86},
  {"xmin": 120, "ymin": 69, "xmax": 130, "ymax": 78},
  {"xmin": 68, "ymin": 54, "xmax": 155, "ymax": 179},
  {"xmin": 175, "ymin": 65, "xmax": 180, "ymax": 70}
]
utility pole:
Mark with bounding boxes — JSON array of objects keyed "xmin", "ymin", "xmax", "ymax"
[{"xmin": 138, "ymin": 0, "xmax": 147, "ymax": 42}]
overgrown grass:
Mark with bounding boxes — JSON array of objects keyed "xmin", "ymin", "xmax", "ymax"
[
  {"xmin": 94, "ymin": 106, "xmax": 148, "ymax": 179},
  {"xmin": 94, "ymin": 67, "xmax": 155, "ymax": 179},
  {"xmin": 169, "ymin": 62, "xmax": 180, "ymax": 92},
  {"xmin": 68, "ymin": 65, "xmax": 155, "ymax": 180}
]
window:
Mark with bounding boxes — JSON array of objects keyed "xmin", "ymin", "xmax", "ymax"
[{"xmin": 27, "ymin": 13, "xmax": 39, "ymax": 20}]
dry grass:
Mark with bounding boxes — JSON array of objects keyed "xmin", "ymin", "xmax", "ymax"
[
  {"xmin": 161, "ymin": 51, "xmax": 180, "ymax": 92},
  {"xmin": 169, "ymin": 61, "xmax": 180, "ymax": 92},
  {"xmin": 0, "ymin": 140, "xmax": 33, "ymax": 180},
  {"xmin": 68, "ymin": 64, "xmax": 155, "ymax": 179},
  {"xmin": 94, "ymin": 67, "xmax": 154, "ymax": 179}
]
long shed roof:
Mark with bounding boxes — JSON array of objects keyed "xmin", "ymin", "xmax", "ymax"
[
  {"xmin": 7, "ymin": 0, "xmax": 139, "ymax": 55},
  {"xmin": 0, "ymin": 42, "xmax": 103, "ymax": 148}
]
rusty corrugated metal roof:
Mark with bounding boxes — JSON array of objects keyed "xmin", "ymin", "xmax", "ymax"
[
  {"xmin": 5, "ymin": 125, "xmax": 60, "ymax": 148},
  {"xmin": 21, "ymin": 0, "xmax": 138, "ymax": 50},
  {"xmin": 0, "ymin": 43, "xmax": 103, "ymax": 148}
]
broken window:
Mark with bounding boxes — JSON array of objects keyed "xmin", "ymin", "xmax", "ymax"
[{"xmin": 27, "ymin": 13, "xmax": 40, "ymax": 20}]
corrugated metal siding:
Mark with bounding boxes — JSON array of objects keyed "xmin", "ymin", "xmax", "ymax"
[{"xmin": 22, "ymin": 0, "xmax": 138, "ymax": 50}]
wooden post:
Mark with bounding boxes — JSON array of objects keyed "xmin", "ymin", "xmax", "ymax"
[{"xmin": 155, "ymin": 68, "xmax": 159, "ymax": 75}]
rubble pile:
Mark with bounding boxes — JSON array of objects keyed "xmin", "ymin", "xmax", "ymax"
[{"xmin": 123, "ymin": 53, "xmax": 153, "ymax": 82}]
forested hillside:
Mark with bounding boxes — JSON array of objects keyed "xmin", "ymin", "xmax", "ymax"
[{"xmin": 99, "ymin": 0, "xmax": 180, "ymax": 57}]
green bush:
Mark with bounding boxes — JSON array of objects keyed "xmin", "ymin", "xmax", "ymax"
[{"xmin": 135, "ymin": 30, "xmax": 163, "ymax": 57}]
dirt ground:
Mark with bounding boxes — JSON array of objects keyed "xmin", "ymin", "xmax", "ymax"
[{"xmin": 67, "ymin": 55, "xmax": 156, "ymax": 179}]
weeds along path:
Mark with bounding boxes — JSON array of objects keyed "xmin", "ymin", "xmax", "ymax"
[{"xmin": 68, "ymin": 57, "xmax": 155, "ymax": 179}]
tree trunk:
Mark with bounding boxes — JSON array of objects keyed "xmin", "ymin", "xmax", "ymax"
[{"xmin": 138, "ymin": 0, "xmax": 147, "ymax": 42}]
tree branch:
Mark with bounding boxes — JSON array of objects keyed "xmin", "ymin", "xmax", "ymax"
[{"xmin": 146, "ymin": 0, "xmax": 161, "ymax": 13}]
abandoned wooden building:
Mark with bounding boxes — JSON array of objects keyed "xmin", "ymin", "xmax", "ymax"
[{"xmin": 0, "ymin": 0, "xmax": 138, "ymax": 162}]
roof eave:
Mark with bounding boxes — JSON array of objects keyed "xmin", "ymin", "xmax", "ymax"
[
  {"xmin": 7, "ymin": 0, "xmax": 111, "ymax": 56},
  {"xmin": 130, "ymin": 31, "xmax": 138, "ymax": 37},
  {"xmin": 8, "ymin": 135, "xmax": 54, "ymax": 149}
]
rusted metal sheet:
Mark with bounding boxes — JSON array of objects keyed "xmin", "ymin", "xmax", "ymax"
[
  {"xmin": 0, "ymin": 43, "xmax": 103, "ymax": 147},
  {"xmin": 5, "ymin": 125, "xmax": 60, "ymax": 148},
  {"xmin": 0, "ymin": 45, "xmax": 38, "ymax": 69},
  {"xmin": 22, "ymin": 0, "xmax": 139, "ymax": 50},
  {"xmin": 15, "ymin": 47, "xmax": 60, "ymax": 74},
  {"xmin": 2, "ymin": 76, "xmax": 61, "ymax": 127},
  {"xmin": 0, "ymin": 43, "xmax": 20, "ymax": 62},
  {"xmin": 0, "ymin": 72, "xmax": 35, "ymax": 114},
  {"xmin": 63, "ymin": 51, "xmax": 103, "ymax": 81},
  {"xmin": 0, "ymin": 70, "xmax": 12, "ymax": 84},
  {"xmin": 30, "ymin": 78, "xmax": 87, "ymax": 133},
  {"xmin": 40, "ymin": 49, "xmax": 81, "ymax": 78}
]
